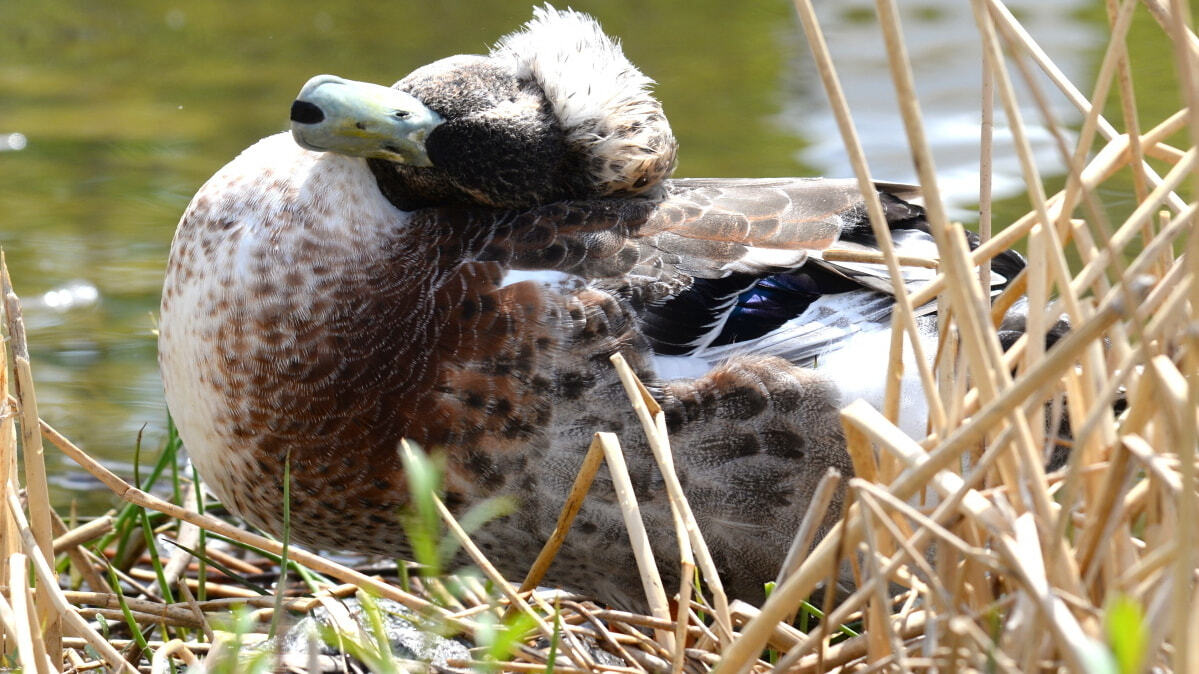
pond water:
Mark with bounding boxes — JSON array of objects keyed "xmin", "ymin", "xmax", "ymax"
[{"xmin": 0, "ymin": 0, "xmax": 1177, "ymax": 510}]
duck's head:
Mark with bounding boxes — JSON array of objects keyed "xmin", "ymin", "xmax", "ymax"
[
  {"xmin": 289, "ymin": 75, "xmax": 443, "ymax": 168},
  {"xmin": 289, "ymin": 5, "xmax": 677, "ymax": 210}
]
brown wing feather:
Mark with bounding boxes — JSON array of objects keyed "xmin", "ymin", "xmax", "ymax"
[
  {"xmin": 647, "ymin": 178, "xmax": 859, "ymax": 249},
  {"xmin": 410, "ymin": 177, "xmax": 883, "ymax": 298}
]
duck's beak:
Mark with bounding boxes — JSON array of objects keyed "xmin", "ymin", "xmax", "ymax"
[{"xmin": 289, "ymin": 74, "xmax": 443, "ymax": 167}]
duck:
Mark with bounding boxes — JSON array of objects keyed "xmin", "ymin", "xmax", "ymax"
[{"xmin": 159, "ymin": 5, "xmax": 1029, "ymax": 610}]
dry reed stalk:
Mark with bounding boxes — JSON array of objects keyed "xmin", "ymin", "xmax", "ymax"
[
  {"xmin": 608, "ymin": 357, "xmax": 694, "ymax": 674},
  {"xmin": 982, "ymin": 11, "xmax": 1085, "ymax": 353},
  {"xmin": 62, "ymin": 591, "xmax": 208, "ymax": 627},
  {"xmin": 967, "ymin": 0, "xmax": 1071, "ymax": 548},
  {"xmin": 57, "ymin": 636, "xmax": 212, "ymax": 653},
  {"xmin": 5, "ymin": 490, "xmax": 136, "ymax": 673},
  {"xmin": 50, "ymin": 515, "xmax": 113, "ymax": 553},
  {"xmin": 819, "ymin": 249, "xmax": 940, "ymax": 269},
  {"xmin": 770, "ymin": 512, "xmax": 965, "ymax": 670},
  {"xmin": 1165, "ymin": 6, "xmax": 1199, "ymax": 673},
  {"xmin": 516, "ymin": 432, "xmax": 604, "ymax": 598},
  {"xmin": 1105, "ymin": 0, "xmax": 1151, "ymax": 206},
  {"xmin": 566, "ymin": 603, "xmax": 651, "ymax": 666},
  {"xmin": 81, "ymin": 606, "xmax": 197, "ymax": 631},
  {"xmin": 1004, "ymin": 34, "xmax": 1125, "ymax": 461},
  {"xmin": 0, "ymin": 287, "xmax": 14, "ymax": 665},
  {"xmin": 791, "ymin": 0, "xmax": 949, "ymax": 440},
  {"xmin": 161, "ymin": 481, "xmax": 201, "ymax": 594},
  {"xmin": 855, "ymin": 501, "xmax": 904, "ymax": 667},
  {"xmin": 775, "ymin": 468, "xmax": 841, "ymax": 590},
  {"xmin": 882, "ymin": 311, "xmax": 908, "ymax": 457},
  {"xmin": 789, "ymin": 0, "xmax": 956, "ymax": 603},
  {"xmin": 720, "ymin": 288, "xmax": 1115, "ymax": 670},
  {"xmin": 610, "ymin": 352, "xmax": 734, "ymax": 645},
  {"xmin": 592, "ymin": 430, "xmax": 675, "ymax": 649},
  {"xmin": 978, "ymin": 57, "xmax": 995, "ymax": 277},
  {"xmin": 0, "ymin": 595, "xmax": 22, "ymax": 664},
  {"xmin": 1, "ymin": 254, "xmax": 62, "ymax": 662},
  {"xmin": 1051, "ymin": 0, "xmax": 1140, "ymax": 234},
  {"xmin": 1072, "ymin": 149, "xmax": 1195, "ymax": 297},
  {"xmin": 175, "ymin": 583, "xmax": 215, "ymax": 642},
  {"xmin": 878, "ymin": 1, "xmax": 998, "ymax": 393},
  {"xmin": 7, "ymin": 554, "xmax": 52, "ymax": 674}
]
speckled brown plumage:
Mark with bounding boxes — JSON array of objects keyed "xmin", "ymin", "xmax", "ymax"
[
  {"xmin": 159, "ymin": 128, "xmax": 874, "ymax": 608},
  {"xmin": 159, "ymin": 7, "xmax": 1029, "ymax": 611}
]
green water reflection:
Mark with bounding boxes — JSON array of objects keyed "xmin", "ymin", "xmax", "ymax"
[{"xmin": 0, "ymin": 1, "xmax": 1183, "ymax": 510}]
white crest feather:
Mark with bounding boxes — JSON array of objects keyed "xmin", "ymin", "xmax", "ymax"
[{"xmin": 491, "ymin": 4, "xmax": 677, "ymax": 196}]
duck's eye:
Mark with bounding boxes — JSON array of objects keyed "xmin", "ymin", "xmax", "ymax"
[{"xmin": 393, "ymin": 110, "xmax": 411, "ymax": 119}]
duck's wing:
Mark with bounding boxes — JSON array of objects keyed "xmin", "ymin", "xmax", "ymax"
[
  {"xmin": 420, "ymin": 176, "xmax": 909, "ymax": 283},
  {"xmin": 412, "ymin": 177, "xmax": 956, "ymax": 355}
]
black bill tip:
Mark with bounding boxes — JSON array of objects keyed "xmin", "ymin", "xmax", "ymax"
[{"xmin": 290, "ymin": 99, "xmax": 325, "ymax": 124}]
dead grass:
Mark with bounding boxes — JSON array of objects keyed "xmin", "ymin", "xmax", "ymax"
[{"xmin": 3, "ymin": 0, "xmax": 1198, "ymax": 671}]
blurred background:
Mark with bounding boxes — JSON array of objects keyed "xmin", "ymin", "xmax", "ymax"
[{"xmin": 0, "ymin": 0, "xmax": 1182, "ymax": 509}]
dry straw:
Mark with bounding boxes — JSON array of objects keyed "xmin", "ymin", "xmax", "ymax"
[{"xmin": 2, "ymin": 0, "xmax": 1197, "ymax": 671}]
